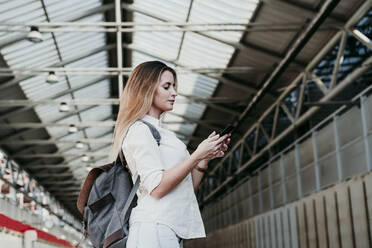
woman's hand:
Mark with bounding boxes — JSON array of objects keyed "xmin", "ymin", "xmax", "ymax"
[
  {"xmin": 210, "ymin": 133, "xmax": 230, "ymax": 160},
  {"xmin": 219, "ymin": 136, "xmax": 231, "ymax": 155},
  {"xmin": 193, "ymin": 131, "xmax": 230, "ymax": 161}
]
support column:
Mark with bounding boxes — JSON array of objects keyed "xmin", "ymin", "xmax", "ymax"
[
  {"xmin": 361, "ymin": 95, "xmax": 372, "ymax": 171},
  {"xmin": 312, "ymin": 131, "xmax": 321, "ymax": 191},
  {"xmin": 115, "ymin": 0, "xmax": 123, "ymax": 97},
  {"xmin": 333, "ymin": 115, "xmax": 344, "ymax": 182}
]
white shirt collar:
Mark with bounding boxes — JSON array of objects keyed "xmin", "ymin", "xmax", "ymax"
[{"xmin": 141, "ymin": 114, "xmax": 161, "ymax": 127}]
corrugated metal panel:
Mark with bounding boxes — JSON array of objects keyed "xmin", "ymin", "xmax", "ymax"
[
  {"xmin": 244, "ymin": 3, "xmax": 305, "ymax": 54},
  {"xmin": 0, "ymin": 0, "xmax": 111, "ymax": 182},
  {"xmin": 44, "ymin": 0, "xmax": 101, "ymax": 21},
  {"xmin": 132, "ymin": 0, "xmax": 259, "ymax": 142},
  {"xmin": 132, "ymin": 13, "xmax": 183, "ymax": 62},
  {"xmin": 132, "ymin": 0, "xmax": 191, "ymax": 22},
  {"xmin": 189, "ymin": 0, "xmax": 258, "ymax": 42}
]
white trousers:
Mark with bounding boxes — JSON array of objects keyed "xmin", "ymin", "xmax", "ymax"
[{"xmin": 126, "ymin": 222, "xmax": 183, "ymax": 248}]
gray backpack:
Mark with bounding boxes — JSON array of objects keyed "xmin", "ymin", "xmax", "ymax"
[{"xmin": 77, "ymin": 120, "xmax": 161, "ymax": 248}]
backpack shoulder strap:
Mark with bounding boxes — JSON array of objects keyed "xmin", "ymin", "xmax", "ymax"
[
  {"xmin": 118, "ymin": 119, "xmax": 161, "ymax": 164},
  {"xmin": 119, "ymin": 176, "xmax": 140, "ymax": 223},
  {"xmin": 138, "ymin": 120, "xmax": 161, "ymax": 146}
]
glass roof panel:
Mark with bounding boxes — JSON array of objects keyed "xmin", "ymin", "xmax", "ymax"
[
  {"xmin": 79, "ymin": 105, "xmax": 112, "ymax": 122},
  {"xmin": 73, "ymin": 81, "xmax": 110, "ymax": 99},
  {"xmin": 132, "ymin": 13, "xmax": 183, "ymax": 62},
  {"xmin": 44, "ymin": 0, "xmax": 101, "ymax": 21},
  {"xmin": 189, "ymin": 0, "xmax": 258, "ymax": 42},
  {"xmin": 132, "ymin": 0, "xmax": 191, "ymax": 22}
]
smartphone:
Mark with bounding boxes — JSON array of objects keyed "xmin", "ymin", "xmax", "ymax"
[{"xmin": 219, "ymin": 124, "xmax": 234, "ymax": 136}]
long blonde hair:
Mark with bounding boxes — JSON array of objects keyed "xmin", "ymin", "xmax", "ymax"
[{"xmin": 109, "ymin": 61, "xmax": 177, "ymax": 161}]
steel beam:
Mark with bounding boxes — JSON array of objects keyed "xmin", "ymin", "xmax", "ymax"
[
  {"xmin": 36, "ymin": 172, "xmax": 74, "ymax": 177},
  {"xmin": 203, "ymin": 54, "xmax": 372, "ymax": 203},
  {"xmin": 330, "ymin": 31, "xmax": 347, "ymax": 88},
  {"xmin": 0, "ymin": 44, "xmax": 115, "ymax": 92},
  {"xmin": 0, "ymin": 96, "xmax": 246, "ymax": 106},
  {"xmin": 120, "ymin": 42, "xmax": 264, "ymax": 95},
  {"xmin": 6, "ymin": 114, "xmax": 112, "ymax": 163},
  {"xmin": 236, "ymin": 0, "xmax": 341, "ymax": 129},
  {"xmin": 0, "ymin": 138, "xmax": 112, "ymax": 145},
  {"xmin": 47, "ymin": 186, "xmax": 81, "ymax": 191},
  {"xmin": 41, "ymin": 180, "xmax": 77, "ymax": 185},
  {"xmin": 0, "ymin": 3, "xmax": 115, "ymax": 49},
  {"xmin": 349, "ymin": 28, "xmax": 372, "ymax": 51},
  {"xmin": 0, "ymin": 121, "xmax": 115, "ymax": 129},
  {"xmin": 51, "ymin": 191, "xmax": 80, "ymax": 196},
  {"xmin": 303, "ymin": 101, "xmax": 357, "ymax": 106},
  {"xmin": 309, "ymin": 72, "xmax": 329, "ymax": 95},
  {"xmin": 0, "ymin": 75, "xmax": 109, "ymax": 123},
  {"xmin": 0, "ymin": 24, "xmax": 336, "ymax": 33},
  {"xmin": 200, "ymin": 1, "xmax": 372, "ymax": 204},
  {"xmin": 0, "ymin": 108, "xmax": 87, "ymax": 143},
  {"xmin": 0, "ymin": 98, "xmax": 119, "ymax": 107},
  {"xmin": 11, "ymin": 152, "xmax": 107, "ymax": 159}
]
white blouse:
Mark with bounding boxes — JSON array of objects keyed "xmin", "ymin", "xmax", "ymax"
[{"xmin": 122, "ymin": 114, "xmax": 206, "ymax": 239}]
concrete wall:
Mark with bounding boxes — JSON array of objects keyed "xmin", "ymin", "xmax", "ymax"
[{"xmin": 185, "ymin": 171, "xmax": 372, "ymax": 248}]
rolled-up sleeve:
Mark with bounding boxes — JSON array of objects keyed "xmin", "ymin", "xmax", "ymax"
[{"xmin": 122, "ymin": 122, "xmax": 164, "ymax": 194}]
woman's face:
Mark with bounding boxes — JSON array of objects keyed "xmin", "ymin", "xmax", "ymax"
[{"xmin": 152, "ymin": 70, "xmax": 177, "ymax": 114}]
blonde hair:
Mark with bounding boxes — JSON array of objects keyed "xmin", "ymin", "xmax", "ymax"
[{"xmin": 109, "ymin": 61, "xmax": 177, "ymax": 161}]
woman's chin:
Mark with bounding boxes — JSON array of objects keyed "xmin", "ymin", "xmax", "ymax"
[
  {"xmin": 165, "ymin": 105, "xmax": 174, "ymax": 111},
  {"xmin": 160, "ymin": 107, "xmax": 173, "ymax": 113}
]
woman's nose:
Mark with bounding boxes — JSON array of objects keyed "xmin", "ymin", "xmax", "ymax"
[{"xmin": 171, "ymin": 88, "xmax": 177, "ymax": 96}]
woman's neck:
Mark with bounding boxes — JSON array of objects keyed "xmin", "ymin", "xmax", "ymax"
[{"xmin": 147, "ymin": 108, "xmax": 162, "ymax": 119}]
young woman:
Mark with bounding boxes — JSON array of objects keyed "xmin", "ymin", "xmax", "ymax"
[{"xmin": 110, "ymin": 61, "xmax": 230, "ymax": 248}]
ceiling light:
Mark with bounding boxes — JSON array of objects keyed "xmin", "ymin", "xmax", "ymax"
[
  {"xmin": 46, "ymin": 71, "xmax": 58, "ymax": 84},
  {"xmin": 75, "ymin": 141, "xmax": 84, "ymax": 149},
  {"xmin": 68, "ymin": 124, "xmax": 78, "ymax": 133},
  {"xmin": 27, "ymin": 26, "xmax": 43, "ymax": 43},
  {"xmin": 59, "ymin": 102, "xmax": 69, "ymax": 112},
  {"xmin": 81, "ymin": 155, "xmax": 90, "ymax": 162}
]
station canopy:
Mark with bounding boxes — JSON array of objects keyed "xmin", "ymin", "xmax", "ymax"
[{"xmin": 0, "ymin": 0, "xmax": 370, "ymax": 220}]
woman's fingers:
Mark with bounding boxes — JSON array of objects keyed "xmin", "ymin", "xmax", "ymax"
[
  {"xmin": 222, "ymin": 144, "xmax": 228, "ymax": 151},
  {"xmin": 217, "ymin": 151, "xmax": 224, "ymax": 157},
  {"xmin": 208, "ymin": 131, "xmax": 216, "ymax": 138},
  {"xmin": 210, "ymin": 133, "xmax": 220, "ymax": 141},
  {"xmin": 214, "ymin": 134, "xmax": 229, "ymax": 145}
]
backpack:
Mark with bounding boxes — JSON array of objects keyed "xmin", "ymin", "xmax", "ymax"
[{"xmin": 76, "ymin": 120, "xmax": 161, "ymax": 248}]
